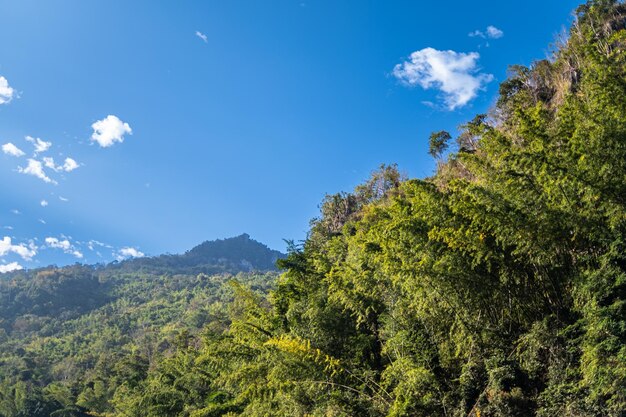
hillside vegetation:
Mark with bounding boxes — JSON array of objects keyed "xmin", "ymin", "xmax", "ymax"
[
  {"xmin": 3, "ymin": 1, "xmax": 626, "ymax": 416},
  {"xmin": 0, "ymin": 236, "xmax": 281, "ymax": 417}
]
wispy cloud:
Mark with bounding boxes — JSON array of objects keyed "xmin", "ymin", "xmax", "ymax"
[
  {"xmin": 0, "ymin": 236, "xmax": 37, "ymax": 261},
  {"xmin": 392, "ymin": 47, "xmax": 493, "ymax": 110},
  {"xmin": 42, "ymin": 157, "xmax": 55, "ymax": 170},
  {"xmin": 486, "ymin": 26, "xmax": 504, "ymax": 39},
  {"xmin": 195, "ymin": 31, "xmax": 208, "ymax": 43},
  {"xmin": 40, "ymin": 200, "xmax": 48, "ymax": 207},
  {"xmin": 43, "ymin": 156, "xmax": 80, "ymax": 172},
  {"xmin": 0, "ymin": 76, "xmax": 15, "ymax": 105},
  {"xmin": 45, "ymin": 237, "xmax": 71, "ymax": 250},
  {"xmin": 59, "ymin": 196, "xmax": 69, "ymax": 202},
  {"xmin": 18, "ymin": 159, "xmax": 57, "ymax": 184},
  {"xmin": 469, "ymin": 25, "xmax": 504, "ymax": 39},
  {"xmin": 25, "ymin": 136, "xmax": 52, "ymax": 154},
  {"xmin": 2, "ymin": 143, "xmax": 25, "ymax": 157},
  {"xmin": 91, "ymin": 115, "xmax": 132, "ymax": 147},
  {"xmin": 88, "ymin": 240, "xmax": 112, "ymax": 251},
  {"xmin": 44, "ymin": 237, "xmax": 83, "ymax": 259}
]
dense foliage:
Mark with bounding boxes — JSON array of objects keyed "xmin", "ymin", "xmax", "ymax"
[
  {"xmin": 0, "ymin": 237, "xmax": 280, "ymax": 417},
  {"xmin": 3, "ymin": 1, "xmax": 626, "ymax": 415}
]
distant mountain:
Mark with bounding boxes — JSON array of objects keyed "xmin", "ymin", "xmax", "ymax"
[
  {"xmin": 111, "ymin": 233, "xmax": 286, "ymax": 275},
  {"xmin": 183, "ymin": 233, "xmax": 285, "ymax": 270},
  {"xmin": 0, "ymin": 235, "xmax": 281, "ymax": 416},
  {"xmin": 0, "ymin": 234, "xmax": 285, "ymax": 338}
]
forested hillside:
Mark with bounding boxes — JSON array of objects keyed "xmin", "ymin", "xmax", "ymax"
[
  {"xmin": 3, "ymin": 1, "xmax": 626, "ymax": 416},
  {"xmin": 0, "ymin": 236, "xmax": 281, "ymax": 416}
]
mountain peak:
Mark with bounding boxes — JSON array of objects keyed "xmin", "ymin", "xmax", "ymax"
[
  {"xmin": 185, "ymin": 234, "xmax": 283, "ymax": 271},
  {"xmin": 116, "ymin": 234, "xmax": 285, "ymax": 274}
]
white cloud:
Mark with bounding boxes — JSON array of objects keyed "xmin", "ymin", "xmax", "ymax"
[
  {"xmin": 2, "ymin": 143, "xmax": 25, "ymax": 157},
  {"xmin": 117, "ymin": 247, "xmax": 145, "ymax": 260},
  {"xmin": 38, "ymin": 219, "xmax": 46, "ymax": 224},
  {"xmin": 195, "ymin": 31, "xmax": 208, "ymax": 43},
  {"xmin": 43, "ymin": 157, "xmax": 56, "ymax": 170},
  {"xmin": 18, "ymin": 159, "xmax": 57, "ymax": 184},
  {"xmin": 88, "ymin": 240, "xmax": 112, "ymax": 251},
  {"xmin": 0, "ymin": 236, "xmax": 37, "ymax": 260},
  {"xmin": 486, "ymin": 25, "xmax": 504, "ymax": 39},
  {"xmin": 469, "ymin": 25, "xmax": 504, "ymax": 39},
  {"xmin": 62, "ymin": 157, "xmax": 79, "ymax": 172},
  {"xmin": 25, "ymin": 136, "xmax": 52, "ymax": 154},
  {"xmin": 0, "ymin": 76, "xmax": 15, "ymax": 105},
  {"xmin": 392, "ymin": 47, "xmax": 493, "ymax": 110},
  {"xmin": 91, "ymin": 115, "xmax": 132, "ymax": 147},
  {"xmin": 41, "ymin": 200, "xmax": 48, "ymax": 207},
  {"xmin": 59, "ymin": 196, "xmax": 69, "ymax": 202},
  {"xmin": 0, "ymin": 262, "xmax": 23, "ymax": 273},
  {"xmin": 45, "ymin": 237, "xmax": 71, "ymax": 250},
  {"xmin": 11, "ymin": 209, "xmax": 20, "ymax": 215},
  {"xmin": 43, "ymin": 156, "xmax": 80, "ymax": 172},
  {"xmin": 44, "ymin": 237, "xmax": 83, "ymax": 259}
]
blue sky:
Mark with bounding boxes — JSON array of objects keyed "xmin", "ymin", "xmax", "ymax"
[{"xmin": 0, "ymin": 0, "xmax": 583, "ymax": 270}]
